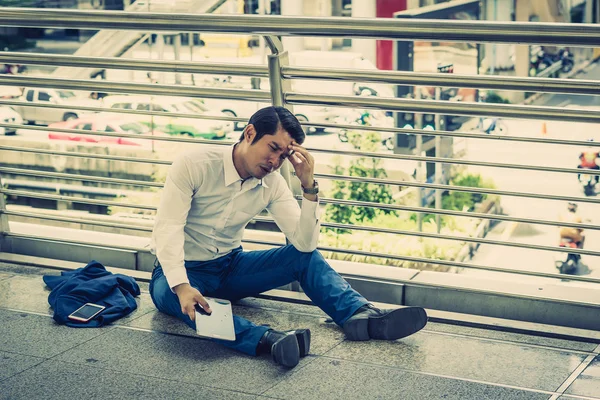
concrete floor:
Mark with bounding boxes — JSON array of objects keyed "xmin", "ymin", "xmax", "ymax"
[{"xmin": 0, "ymin": 261, "xmax": 599, "ymax": 400}]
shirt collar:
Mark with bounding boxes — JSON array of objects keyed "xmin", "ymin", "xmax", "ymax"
[{"xmin": 223, "ymin": 144, "xmax": 268, "ymax": 188}]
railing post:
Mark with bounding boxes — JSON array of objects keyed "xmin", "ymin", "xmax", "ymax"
[
  {"xmin": 434, "ymin": 86, "xmax": 442, "ymax": 233},
  {"xmin": 265, "ymin": 35, "xmax": 297, "ymax": 193},
  {"xmin": 414, "ymin": 89, "xmax": 423, "ymax": 233},
  {"xmin": 265, "ymin": 35, "xmax": 301, "ymax": 292},
  {"xmin": 0, "ymin": 174, "xmax": 11, "ymax": 252}
]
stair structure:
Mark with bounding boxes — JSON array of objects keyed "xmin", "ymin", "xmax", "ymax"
[{"xmin": 52, "ymin": 0, "xmax": 229, "ymax": 80}]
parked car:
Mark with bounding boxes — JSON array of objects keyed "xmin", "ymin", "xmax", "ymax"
[
  {"xmin": 102, "ymin": 95, "xmax": 233, "ymax": 139},
  {"xmin": 0, "ymin": 106, "xmax": 23, "ymax": 135},
  {"xmin": 47, "ymin": 114, "xmax": 166, "ymax": 147},
  {"xmin": 12, "ymin": 88, "xmax": 101, "ymax": 125}
]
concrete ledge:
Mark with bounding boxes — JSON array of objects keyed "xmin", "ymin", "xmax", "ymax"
[{"xmin": 407, "ymin": 271, "xmax": 600, "ymax": 331}]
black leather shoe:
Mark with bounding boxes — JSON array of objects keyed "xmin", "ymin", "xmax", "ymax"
[
  {"xmin": 257, "ymin": 328, "xmax": 311, "ymax": 368},
  {"xmin": 343, "ymin": 304, "xmax": 427, "ymax": 341},
  {"xmin": 284, "ymin": 329, "xmax": 311, "ymax": 357}
]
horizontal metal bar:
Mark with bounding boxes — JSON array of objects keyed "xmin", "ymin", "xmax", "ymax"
[
  {"xmin": 310, "ymin": 196, "xmax": 600, "ymax": 231},
  {"xmin": 287, "ymin": 93, "xmax": 600, "ymax": 124},
  {"xmin": 1, "ymin": 189, "xmax": 156, "ymax": 210},
  {"xmin": 5, "ymin": 99, "xmax": 597, "ymax": 150},
  {"xmin": 4, "ymin": 120, "xmax": 596, "ymax": 178},
  {"xmin": 0, "ymin": 95, "xmax": 597, "ymax": 150},
  {"xmin": 3, "ymin": 155, "xmax": 597, "ymax": 206},
  {"xmin": 2, "ymin": 110, "xmax": 595, "ymax": 152},
  {"xmin": 0, "ymin": 52, "xmax": 268, "ymax": 77},
  {"xmin": 2, "ymin": 169, "xmax": 597, "ymax": 232},
  {"xmin": 2, "ymin": 184, "xmax": 594, "ymax": 234},
  {"xmin": 2, "ymin": 97, "xmax": 596, "ymax": 149},
  {"xmin": 249, "ymin": 215, "xmax": 600, "ymax": 257},
  {"xmin": 0, "ymin": 122, "xmax": 234, "ymax": 146},
  {"xmin": 315, "ymin": 172, "xmax": 600, "ymax": 205},
  {"xmin": 308, "ymin": 144, "xmax": 600, "ymax": 177},
  {"xmin": 306, "ymin": 120, "xmax": 600, "ymax": 148},
  {"xmin": 0, "ymin": 8, "xmax": 598, "ymax": 46},
  {"xmin": 3, "ymin": 210, "xmax": 152, "ymax": 232},
  {"xmin": 0, "ymin": 99, "xmax": 250, "ymax": 125},
  {"xmin": 315, "ymin": 244, "xmax": 600, "ymax": 287},
  {"xmin": 0, "ymin": 145, "xmax": 172, "ymax": 166},
  {"xmin": 10, "ymin": 208, "xmax": 592, "ymax": 256},
  {"xmin": 283, "ymin": 66, "xmax": 600, "ymax": 96},
  {"xmin": 1, "ymin": 51, "xmax": 595, "ymax": 97},
  {"xmin": 0, "ymin": 75, "xmax": 271, "ymax": 102},
  {"xmin": 0, "ymin": 167, "xmax": 161, "ymax": 188},
  {"xmin": 6, "ymin": 228, "xmax": 597, "ymax": 286}
]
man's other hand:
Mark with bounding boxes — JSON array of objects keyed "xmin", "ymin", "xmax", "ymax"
[
  {"xmin": 288, "ymin": 141, "xmax": 315, "ymax": 189},
  {"xmin": 173, "ymin": 283, "xmax": 212, "ymax": 321}
]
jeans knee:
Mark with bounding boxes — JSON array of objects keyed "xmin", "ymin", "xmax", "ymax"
[{"xmin": 289, "ymin": 248, "xmax": 326, "ymax": 274}]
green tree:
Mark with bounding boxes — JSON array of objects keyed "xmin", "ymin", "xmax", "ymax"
[{"xmin": 325, "ymin": 130, "xmax": 396, "ymax": 233}]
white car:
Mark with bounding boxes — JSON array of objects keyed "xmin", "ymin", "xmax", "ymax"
[
  {"xmin": 102, "ymin": 95, "xmax": 234, "ymax": 140},
  {"xmin": 0, "ymin": 106, "xmax": 23, "ymax": 135}
]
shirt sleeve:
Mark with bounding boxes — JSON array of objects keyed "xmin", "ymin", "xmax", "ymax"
[
  {"xmin": 266, "ymin": 176, "xmax": 320, "ymax": 252},
  {"xmin": 152, "ymin": 154, "xmax": 199, "ymax": 290}
]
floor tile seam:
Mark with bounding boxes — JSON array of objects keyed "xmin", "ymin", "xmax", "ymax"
[
  {"xmin": 423, "ymin": 329, "xmax": 596, "ymax": 356},
  {"xmin": 316, "ymin": 354, "xmax": 560, "ymax": 396},
  {"xmin": 112, "ymin": 307, "xmax": 157, "ymax": 325},
  {"xmin": 0, "ymin": 307, "xmax": 224, "ymax": 342},
  {"xmin": 113, "ymin": 323, "xmax": 348, "ymax": 359},
  {"xmin": 551, "ymin": 393, "xmax": 600, "ymax": 400},
  {"xmin": 0, "ymin": 356, "xmax": 49, "ymax": 384},
  {"xmin": 111, "ymin": 323, "xmax": 200, "ymax": 340},
  {"xmin": 552, "ymin": 345, "xmax": 600, "ymax": 396},
  {"xmin": 0, "ymin": 307, "xmax": 127, "ymax": 358},
  {"xmin": 24, "ymin": 358, "xmax": 267, "ymax": 397},
  {"xmin": 0, "ymin": 305, "xmax": 179, "ymax": 337},
  {"xmin": 0, "ymin": 306, "xmax": 52, "ymax": 317}
]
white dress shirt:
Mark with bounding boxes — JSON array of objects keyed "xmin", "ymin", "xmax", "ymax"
[{"xmin": 151, "ymin": 144, "xmax": 321, "ymax": 290}]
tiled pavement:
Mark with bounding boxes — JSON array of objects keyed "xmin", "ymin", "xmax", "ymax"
[{"xmin": 1, "ymin": 261, "xmax": 599, "ymax": 400}]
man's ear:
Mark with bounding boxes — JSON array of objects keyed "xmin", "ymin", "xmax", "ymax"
[{"xmin": 244, "ymin": 124, "xmax": 256, "ymax": 144}]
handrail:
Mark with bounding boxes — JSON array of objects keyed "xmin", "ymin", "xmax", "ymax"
[
  {"xmin": 1, "ymin": 51, "xmax": 599, "ymax": 96},
  {"xmin": 0, "ymin": 99, "xmax": 250, "ymax": 125},
  {"xmin": 283, "ymin": 66, "xmax": 600, "ymax": 96},
  {"xmin": 3, "ymin": 122, "xmax": 599, "ymax": 177},
  {"xmin": 4, "ymin": 229, "xmax": 600, "ymax": 285},
  {"xmin": 0, "ymin": 52, "xmax": 268, "ymax": 77},
  {"xmin": 0, "ymin": 100, "xmax": 597, "ymax": 148},
  {"xmin": 3, "ymin": 157, "xmax": 600, "ymax": 205},
  {"xmin": 1, "ymin": 75, "xmax": 599, "ymax": 124},
  {"xmin": 286, "ymin": 93, "xmax": 600, "ymax": 124},
  {"xmin": 0, "ymin": 75, "xmax": 271, "ymax": 102},
  {"xmin": 0, "ymin": 8, "xmax": 599, "ymax": 46},
  {"xmin": 4, "ymin": 208, "xmax": 600, "ymax": 259},
  {"xmin": 1, "ymin": 186, "xmax": 597, "ymax": 232}
]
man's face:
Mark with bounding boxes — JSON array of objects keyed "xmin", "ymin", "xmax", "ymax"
[{"xmin": 242, "ymin": 126, "xmax": 294, "ymax": 179}]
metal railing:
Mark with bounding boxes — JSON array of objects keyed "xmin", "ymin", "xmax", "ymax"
[{"xmin": 0, "ymin": 7, "xmax": 599, "ymax": 290}]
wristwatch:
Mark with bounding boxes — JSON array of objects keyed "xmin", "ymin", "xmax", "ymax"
[{"xmin": 302, "ymin": 180, "xmax": 319, "ymax": 195}]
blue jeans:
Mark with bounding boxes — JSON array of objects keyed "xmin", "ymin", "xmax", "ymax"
[{"xmin": 149, "ymin": 245, "xmax": 368, "ymax": 356}]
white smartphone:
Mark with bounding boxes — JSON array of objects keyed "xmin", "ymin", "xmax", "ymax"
[{"xmin": 68, "ymin": 303, "xmax": 106, "ymax": 322}]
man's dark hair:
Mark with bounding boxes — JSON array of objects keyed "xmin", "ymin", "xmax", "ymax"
[{"xmin": 239, "ymin": 106, "xmax": 305, "ymax": 145}]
